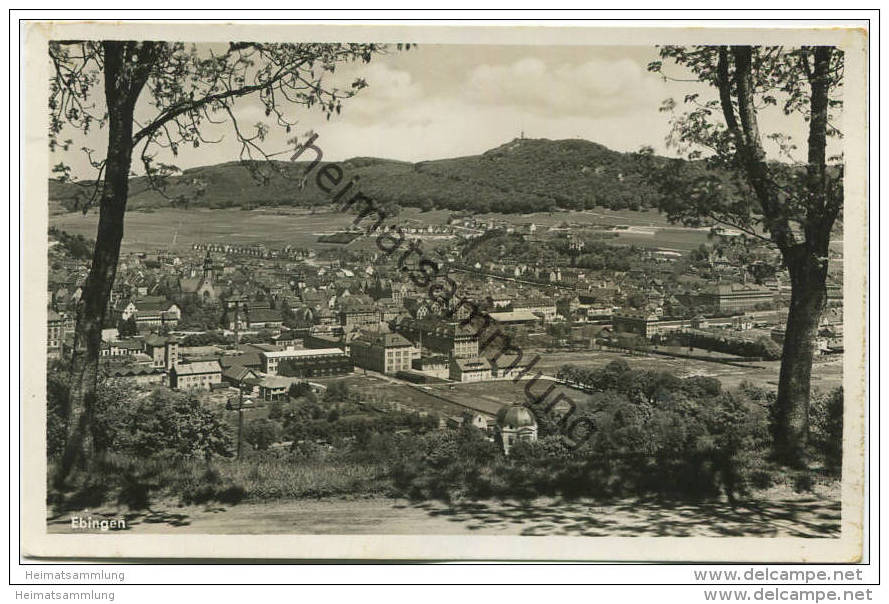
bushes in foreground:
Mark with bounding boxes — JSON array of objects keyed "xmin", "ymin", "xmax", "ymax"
[
  {"xmin": 47, "ymin": 359, "xmax": 843, "ymax": 510},
  {"xmin": 391, "ymin": 386, "xmax": 772, "ymax": 502}
]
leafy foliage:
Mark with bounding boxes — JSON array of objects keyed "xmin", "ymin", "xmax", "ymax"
[
  {"xmin": 808, "ymin": 387, "xmax": 844, "ymax": 473},
  {"xmin": 287, "ymin": 381, "xmax": 314, "ymax": 400},
  {"xmin": 49, "ymin": 41, "xmax": 387, "ymax": 209},
  {"xmin": 47, "ymin": 371, "xmax": 233, "ymax": 462},
  {"xmin": 648, "ymin": 45, "xmax": 845, "ymax": 467},
  {"xmin": 116, "ymin": 389, "xmax": 234, "ymax": 460},
  {"xmin": 244, "ymin": 418, "xmax": 282, "ymax": 451},
  {"xmin": 48, "ymin": 227, "xmax": 94, "ymax": 259},
  {"xmin": 116, "ymin": 315, "xmax": 138, "ymax": 337}
]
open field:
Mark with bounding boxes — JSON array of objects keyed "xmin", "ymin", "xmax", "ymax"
[
  {"xmin": 476, "ymin": 208, "xmax": 677, "ymax": 228},
  {"xmin": 359, "ymin": 381, "xmax": 476, "ymax": 419},
  {"xmin": 523, "ymin": 348, "xmax": 844, "ymax": 393},
  {"xmin": 48, "ymin": 205, "xmax": 717, "ymax": 254},
  {"xmin": 427, "ymin": 379, "xmax": 599, "ymax": 416},
  {"xmin": 49, "ymin": 207, "xmax": 362, "ymax": 253},
  {"xmin": 608, "ymin": 227, "xmax": 711, "ymax": 251}
]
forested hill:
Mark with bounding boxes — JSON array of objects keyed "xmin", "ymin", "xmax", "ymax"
[{"xmin": 49, "ymin": 137, "xmax": 666, "ymax": 214}]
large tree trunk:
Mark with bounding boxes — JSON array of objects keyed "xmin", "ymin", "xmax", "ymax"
[
  {"xmin": 57, "ymin": 43, "xmax": 145, "ymax": 484},
  {"xmin": 773, "ymin": 246, "xmax": 829, "ymax": 468},
  {"xmin": 717, "ymin": 46, "xmax": 838, "ymax": 471}
]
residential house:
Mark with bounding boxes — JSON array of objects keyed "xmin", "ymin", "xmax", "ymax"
[
  {"xmin": 170, "ymin": 360, "xmax": 222, "ymax": 391},
  {"xmin": 245, "ymin": 308, "xmax": 284, "ymax": 330},
  {"xmin": 449, "ymin": 357, "xmax": 493, "ymax": 382},
  {"xmin": 489, "ymin": 354, "xmax": 534, "ymax": 380},
  {"xmin": 251, "ymin": 375, "xmax": 291, "ymax": 401},
  {"xmin": 221, "ymin": 364, "xmax": 260, "ymax": 388},
  {"xmin": 117, "ymin": 296, "xmax": 181, "ymax": 330}
]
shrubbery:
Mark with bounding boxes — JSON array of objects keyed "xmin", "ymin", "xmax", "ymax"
[
  {"xmin": 281, "ymin": 406, "xmax": 438, "ymax": 445},
  {"xmin": 244, "ymin": 418, "xmax": 281, "ymax": 451},
  {"xmin": 47, "ymin": 358, "xmax": 843, "ymax": 510},
  {"xmin": 807, "ymin": 386, "xmax": 844, "ymax": 474},
  {"xmin": 677, "ymin": 331, "xmax": 783, "ymax": 360},
  {"xmin": 47, "ymin": 364, "xmax": 234, "ymax": 509},
  {"xmin": 391, "ymin": 382, "xmax": 771, "ymax": 502}
]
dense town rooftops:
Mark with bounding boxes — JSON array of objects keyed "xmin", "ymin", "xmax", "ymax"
[{"xmin": 397, "ymin": 317, "xmax": 479, "ymax": 338}]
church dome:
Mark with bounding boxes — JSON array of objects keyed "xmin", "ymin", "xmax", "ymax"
[{"xmin": 496, "ymin": 404, "xmax": 537, "ymax": 429}]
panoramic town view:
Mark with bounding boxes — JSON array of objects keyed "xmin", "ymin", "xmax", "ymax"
[{"xmin": 44, "ymin": 41, "xmax": 845, "ymax": 538}]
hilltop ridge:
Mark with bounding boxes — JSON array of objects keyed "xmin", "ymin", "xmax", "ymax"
[{"xmin": 50, "ymin": 137, "xmax": 664, "ymax": 214}]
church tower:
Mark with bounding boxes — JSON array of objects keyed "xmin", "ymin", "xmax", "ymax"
[{"xmin": 202, "ymin": 251, "xmax": 214, "ymax": 283}]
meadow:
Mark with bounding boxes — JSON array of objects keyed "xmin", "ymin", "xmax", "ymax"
[
  {"xmin": 47, "ymin": 205, "xmax": 716, "ymax": 254},
  {"xmin": 48, "ymin": 206, "xmax": 361, "ymax": 253}
]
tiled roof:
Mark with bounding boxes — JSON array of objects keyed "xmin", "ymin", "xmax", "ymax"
[
  {"xmin": 453, "ymin": 357, "xmax": 491, "ymax": 372},
  {"xmin": 247, "ymin": 308, "xmax": 284, "ymax": 323},
  {"xmin": 174, "ymin": 360, "xmax": 221, "ymax": 375},
  {"xmin": 488, "ymin": 310, "xmax": 540, "ymax": 323},
  {"xmin": 261, "ymin": 348, "xmax": 344, "ymax": 359},
  {"xmin": 222, "ymin": 364, "xmax": 255, "ymax": 382},
  {"xmin": 220, "ymin": 352, "xmax": 262, "ymax": 368},
  {"xmin": 109, "ymin": 366, "xmax": 164, "ymax": 378},
  {"xmin": 354, "ymin": 332, "xmax": 413, "ymax": 348}
]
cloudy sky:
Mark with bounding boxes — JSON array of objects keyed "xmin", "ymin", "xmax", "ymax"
[{"xmin": 53, "ymin": 44, "xmax": 820, "ymax": 180}]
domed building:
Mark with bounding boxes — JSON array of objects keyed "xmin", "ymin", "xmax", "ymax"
[{"xmin": 495, "ymin": 404, "xmax": 538, "ymax": 455}]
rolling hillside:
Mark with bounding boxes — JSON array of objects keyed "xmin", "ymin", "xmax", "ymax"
[{"xmin": 48, "ymin": 138, "xmax": 678, "ymax": 215}]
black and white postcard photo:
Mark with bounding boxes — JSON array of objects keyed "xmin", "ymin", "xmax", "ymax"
[{"xmin": 16, "ymin": 17, "xmax": 870, "ymax": 570}]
